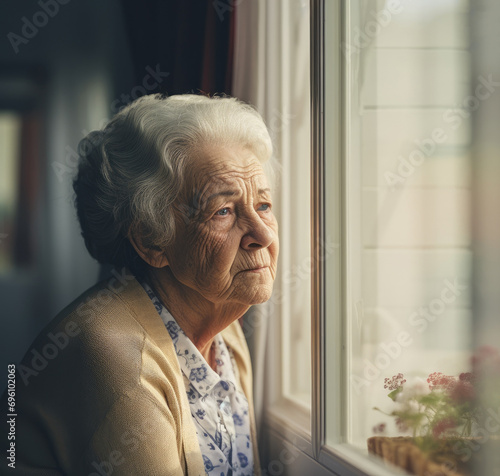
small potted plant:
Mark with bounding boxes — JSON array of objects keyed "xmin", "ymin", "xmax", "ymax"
[{"xmin": 368, "ymin": 347, "xmax": 500, "ymax": 476}]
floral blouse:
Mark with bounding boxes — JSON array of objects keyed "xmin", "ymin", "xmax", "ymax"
[{"xmin": 141, "ymin": 281, "xmax": 254, "ymax": 476}]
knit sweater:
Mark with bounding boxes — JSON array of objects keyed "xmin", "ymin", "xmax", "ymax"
[{"xmin": 1, "ymin": 274, "xmax": 260, "ymax": 475}]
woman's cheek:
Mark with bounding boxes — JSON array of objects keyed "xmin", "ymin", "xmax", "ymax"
[
  {"xmin": 269, "ymin": 212, "xmax": 279, "ymax": 229},
  {"xmin": 209, "ymin": 216, "xmax": 235, "ymax": 233},
  {"xmin": 197, "ymin": 230, "xmax": 228, "ymax": 264}
]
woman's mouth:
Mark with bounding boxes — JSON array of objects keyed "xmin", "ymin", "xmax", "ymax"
[{"xmin": 242, "ymin": 266, "xmax": 269, "ymax": 273}]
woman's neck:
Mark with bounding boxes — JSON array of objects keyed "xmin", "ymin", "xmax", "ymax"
[{"xmin": 146, "ymin": 267, "xmax": 249, "ymax": 365}]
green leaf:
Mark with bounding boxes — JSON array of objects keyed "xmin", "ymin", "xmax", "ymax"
[
  {"xmin": 387, "ymin": 388, "xmax": 402, "ymax": 401},
  {"xmin": 418, "ymin": 393, "xmax": 444, "ymax": 407}
]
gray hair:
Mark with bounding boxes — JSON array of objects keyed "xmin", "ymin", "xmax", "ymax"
[{"xmin": 73, "ymin": 93, "xmax": 275, "ymax": 275}]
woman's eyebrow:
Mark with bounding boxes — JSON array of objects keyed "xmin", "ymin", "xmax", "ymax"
[
  {"xmin": 202, "ymin": 187, "xmax": 271, "ymax": 206},
  {"xmin": 205, "ymin": 190, "xmax": 240, "ymax": 204}
]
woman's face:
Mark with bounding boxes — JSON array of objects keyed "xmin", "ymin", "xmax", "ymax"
[{"xmin": 164, "ymin": 144, "xmax": 279, "ymax": 307}]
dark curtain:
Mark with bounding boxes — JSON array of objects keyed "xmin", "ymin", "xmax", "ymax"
[{"xmin": 120, "ymin": 0, "xmax": 235, "ymax": 96}]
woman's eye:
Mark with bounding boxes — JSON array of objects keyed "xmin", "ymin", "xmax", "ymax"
[
  {"xmin": 258, "ymin": 203, "xmax": 271, "ymax": 211},
  {"xmin": 215, "ymin": 207, "xmax": 231, "ymax": 216}
]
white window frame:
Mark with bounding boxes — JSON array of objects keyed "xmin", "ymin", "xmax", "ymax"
[
  {"xmin": 308, "ymin": 1, "xmax": 396, "ymax": 473},
  {"xmin": 265, "ymin": 0, "xmax": 500, "ymax": 474},
  {"xmin": 264, "ymin": 1, "xmax": 412, "ymax": 474}
]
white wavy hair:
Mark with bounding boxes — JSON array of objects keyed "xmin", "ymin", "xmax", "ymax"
[{"xmin": 74, "ymin": 93, "xmax": 276, "ymax": 273}]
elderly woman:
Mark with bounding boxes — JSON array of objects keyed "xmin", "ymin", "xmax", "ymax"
[{"xmin": 6, "ymin": 94, "xmax": 279, "ymax": 475}]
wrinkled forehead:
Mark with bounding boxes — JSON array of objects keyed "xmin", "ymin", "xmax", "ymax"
[{"xmin": 183, "ymin": 145, "xmax": 271, "ymax": 200}]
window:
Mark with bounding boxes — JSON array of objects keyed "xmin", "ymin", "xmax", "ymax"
[
  {"xmin": 264, "ymin": 1, "xmax": 500, "ymax": 475},
  {"xmin": 327, "ymin": 0, "xmax": 472, "ymax": 450}
]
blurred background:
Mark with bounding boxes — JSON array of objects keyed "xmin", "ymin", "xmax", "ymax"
[
  {"xmin": 0, "ymin": 0, "xmax": 238, "ymax": 390},
  {"xmin": 2, "ymin": 1, "xmax": 500, "ymax": 474},
  {"xmin": 0, "ymin": 1, "xmax": 313, "ymax": 470}
]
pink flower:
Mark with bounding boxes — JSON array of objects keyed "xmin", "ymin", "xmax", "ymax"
[
  {"xmin": 384, "ymin": 373, "xmax": 406, "ymax": 391},
  {"xmin": 395, "ymin": 417, "xmax": 409, "ymax": 432},
  {"xmin": 372, "ymin": 423, "xmax": 386, "ymax": 434},
  {"xmin": 450, "ymin": 380, "xmax": 475, "ymax": 403},
  {"xmin": 459, "ymin": 372, "xmax": 475, "ymax": 383},
  {"xmin": 432, "ymin": 417, "xmax": 457, "ymax": 438},
  {"xmin": 427, "ymin": 372, "xmax": 456, "ymax": 391}
]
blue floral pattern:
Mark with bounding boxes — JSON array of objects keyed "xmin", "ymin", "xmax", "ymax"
[
  {"xmin": 233, "ymin": 414, "xmax": 244, "ymax": 426},
  {"xmin": 238, "ymin": 452, "xmax": 248, "ymax": 468},
  {"xmin": 141, "ymin": 281, "xmax": 254, "ymax": 476},
  {"xmin": 190, "ymin": 366, "xmax": 208, "ymax": 382},
  {"xmin": 203, "ymin": 455, "xmax": 214, "ymax": 472},
  {"xmin": 165, "ymin": 321, "xmax": 179, "ymax": 341}
]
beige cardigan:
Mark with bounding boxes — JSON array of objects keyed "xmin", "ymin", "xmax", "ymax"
[{"xmin": 3, "ymin": 274, "xmax": 260, "ymax": 475}]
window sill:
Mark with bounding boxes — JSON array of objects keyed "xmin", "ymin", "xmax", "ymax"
[{"xmin": 265, "ymin": 398, "xmax": 405, "ymax": 476}]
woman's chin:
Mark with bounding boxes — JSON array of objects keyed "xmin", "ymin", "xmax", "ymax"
[{"xmin": 238, "ymin": 284, "xmax": 275, "ymax": 306}]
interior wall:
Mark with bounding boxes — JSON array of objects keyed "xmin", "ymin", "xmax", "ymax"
[{"xmin": 0, "ymin": 0, "xmax": 134, "ymax": 390}]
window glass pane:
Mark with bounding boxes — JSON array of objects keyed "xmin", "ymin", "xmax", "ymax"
[
  {"xmin": 279, "ymin": 2, "xmax": 311, "ymax": 407},
  {"xmin": 327, "ymin": 0, "xmax": 473, "ymax": 461}
]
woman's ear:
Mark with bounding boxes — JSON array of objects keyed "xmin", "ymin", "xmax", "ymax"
[{"xmin": 128, "ymin": 230, "xmax": 169, "ymax": 268}]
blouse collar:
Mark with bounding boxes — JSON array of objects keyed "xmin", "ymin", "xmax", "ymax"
[{"xmin": 141, "ymin": 281, "xmax": 238, "ymax": 399}]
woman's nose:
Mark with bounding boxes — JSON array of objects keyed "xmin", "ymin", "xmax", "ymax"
[{"xmin": 240, "ymin": 213, "xmax": 275, "ymax": 250}]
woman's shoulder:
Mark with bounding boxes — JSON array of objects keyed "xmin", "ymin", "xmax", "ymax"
[
  {"xmin": 28, "ymin": 271, "xmax": 144, "ymax": 349},
  {"xmin": 55, "ymin": 268, "xmax": 148, "ymax": 330},
  {"xmin": 7, "ymin": 270, "xmax": 197, "ymax": 475},
  {"xmin": 16, "ymin": 270, "xmax": 174, "ymax": 388}
]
